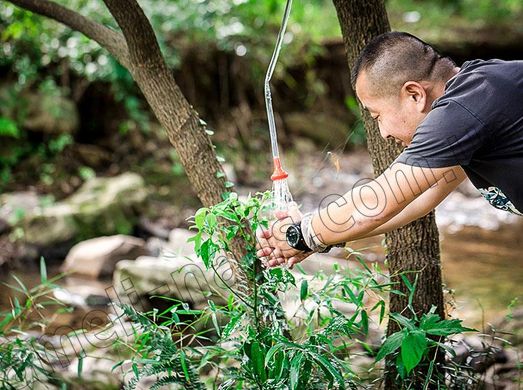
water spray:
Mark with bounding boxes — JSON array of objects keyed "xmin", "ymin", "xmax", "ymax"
[{"xmin": 264, "ymin": 0, "xmax": 294, "ymax": 213}]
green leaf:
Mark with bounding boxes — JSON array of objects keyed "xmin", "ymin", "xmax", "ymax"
[
  {"xmin": 221, "ymin": 314, "xmax": 241, "ymax": 339},
  {"xmin": 300, "ymin": 280, "xmax": 308, "ymax": 301},
  {"xmin": 390, "ymin": 312, "xmax": 416, "ymax": 331},
  {"xmin": 40, "ymin": 257, "xmax": 47, "ymax": 284},
  {"xmin": 298, "ymin": 358, "xmax": 313, "ymax": 388},
  {"xmin": 401, "ymin": 330, "xmax": 427, "ymax": 374},
  {"xmin": 206, "ymin": 213, "xmax": 217, "ymax": 229},
  {"xmin": 250, "ymin": 341, "xmax": 266, "ymax": 382},
  {"xmin": 179, "ymin": 349, "xmax": 190, "ymax": 382},
  {"xmin": 132, "ymin": 362, "xmax": 139, "ymax": 379},
  {"xmin": 77, "ymin": 351, "xmax": 85, "ymax": 379},
  {"xmin": 265, "ymin": 344, "xmax": 283, "ymax": 367},
  {"xmin": 290, "ymin": 353, "xmax": 304, "ymax": 390},
  {"xmin": 376, "ymin": 331, "xmax": 404, "ymax": 361},
  {"xmin": 312, "ymin": 354, "xmax": 345, "ymax": 389},
  {"xmin": 0, "ymin": 117, "xmax": 20, "ymax": 138},
  {"xmin": 199, "ymin": 239, "xmax": 211, "ymax": 267},
  {"xmin": 420, "ymin": 313, "xmax": 440, "ymax": 331},
  {"xmin": 194, "ymin": 208, "xmax": 208, "ymax": 230},
  {"xmin": 424, "ymin": 318, "xmax": 475, "ymax": 336},
  {"xmin": 360, "ymin": 310, "xmax": 368, "ymax": 335},
  {"xmin": 371, "ymin": 299, "xmax": 386, "ymax": 324}
]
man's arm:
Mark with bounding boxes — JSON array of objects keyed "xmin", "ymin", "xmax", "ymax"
[
  {"xmin": 349, "ymin": 166, "xmax": 466, "ymax": 240},
  {"xmin": 311, "ymin": 163, "xmax": 464, "ymax": 245}
]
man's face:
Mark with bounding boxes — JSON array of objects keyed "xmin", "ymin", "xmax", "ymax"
[{"xmin": 355, "ymin": 70, "xmax": 430, "ymax": 146}]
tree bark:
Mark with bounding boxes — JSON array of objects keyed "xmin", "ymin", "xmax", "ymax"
[{"xmin": 331, "ymin": 1, "xmax": 445, "ymax": 388}]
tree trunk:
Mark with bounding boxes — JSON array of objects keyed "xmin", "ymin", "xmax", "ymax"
[{"xmin": 331, "ymin": 1, "xmax": 445, "ymax": 387}]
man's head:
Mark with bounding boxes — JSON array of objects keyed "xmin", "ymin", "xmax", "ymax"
[{"xmin": 353, "ymin": 32, "xmax": 458, "ymax": 146}]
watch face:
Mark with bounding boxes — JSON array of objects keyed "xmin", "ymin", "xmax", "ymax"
[{"xmin": 287, "ymin": 225, "xmax": 300, "ymax": 247}]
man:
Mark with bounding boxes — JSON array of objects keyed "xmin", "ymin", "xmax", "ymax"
[{"xmin": 257, "ymin": 31, "xmax": 523, "ymax": 268}]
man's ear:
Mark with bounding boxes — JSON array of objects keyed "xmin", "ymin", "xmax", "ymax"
[{"xmin": 402, "ymin": 81, "xmax": 428, "ymax": 111}]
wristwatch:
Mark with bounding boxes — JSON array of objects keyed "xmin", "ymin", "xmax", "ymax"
[{"xmin": 286, "ymin": 222, "xmax": 313, "ymax": 252}]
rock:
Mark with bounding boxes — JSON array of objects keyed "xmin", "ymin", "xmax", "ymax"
[
  {"xmin": 0, "ymin": 191, "xmax": 41, "ymax": 226},
  {"xmin": 168, "ymin": 228, "xmax": 198, "ymax": 257},
  {"xmin": 52, "ymin": 276, "xmax": 114, "ymax": 308},
  {"xmin": 284, "ymin": 112, "xmax": 349, "ymax": 146},
  {"xmin": 135, "ymin": 217, "xmax": 171, "ymax": 240},
  {"xmin": 75, "ymin": 143, "xmax": 112, "ymax": 166},
  {"xmin": 61, "ymin": 235, "xmax": 149, "ymax": 279},
  {"xmin": 0, "ymin": 218, "xmax": 10, "ymax": 235},
  {"xmin": 113, "ymin": 254, "xmax": 234, "ymax": 312},
  {"xmin": 20, "ymin": 173, "xmax": 147, "ymax": 246},
  {"xmin": 66, "ymin": 351, "xmax": 121, "ymax": 389},
  {"xmin": 489, "ymin": 307, "xmax": 523, "ymax": 347},
  {"xmin": 436, "ymin": 191, "xmax": 519, "ymax": 231},
  {"xmin": 450, "ymin": 334, "xmax": 507, "ymax": 373},
  {"xmin": 222, "ymin": 163, "xmax": 237, "ymax": 184},
  {"xmin": 23, "ymin": 92, "xmax": 79, "ymax": 134},
  {"xmin": 483, "ymin": 362, "xmax": 522, "ymax": 390},
  {"xmin": 145, "ymin": 237, "xmax": 169, "ymax": 257}
]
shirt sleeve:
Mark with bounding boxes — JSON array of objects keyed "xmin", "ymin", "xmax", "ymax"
[{"xmin": 395, "ymin": 99, "xmax": 488, "ymax": 168}]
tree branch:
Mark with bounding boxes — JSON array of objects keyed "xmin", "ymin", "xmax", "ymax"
[
  {"xmin": 5, "ymin": 0, "xmax": 130, "ymax": 68},
  {"xmin": 102, "ymin": 0, "xmax": 165, "ymax": 69}
]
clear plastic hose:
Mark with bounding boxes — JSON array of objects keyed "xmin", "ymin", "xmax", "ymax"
[
  {"xmin": 265, "ymin": 0, "xmax": 293, "ymax": 160},
  {"xmin": 264, "ymin": 0, "xmax": 294, "ymax": 214}
]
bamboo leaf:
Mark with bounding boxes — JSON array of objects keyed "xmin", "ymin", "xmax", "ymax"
[{"xmin": 300, "ymin": 280, "xmax": 308, "ymax": 301}]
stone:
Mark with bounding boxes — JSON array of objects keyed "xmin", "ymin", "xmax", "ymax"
[
  {"xmin": 168, "ymin": 228, "xmax": 198, "ymax": 257},
  {"xmin": 20, "ymin": 173, "xmax": 147, "ymax": 246},
  {"xmin": 113, "ymin": 254, "xmax": 234, "ymax": 312},
  {"xmin": 483, "ymin": 362, "xmax": 522, "ymax": 390},
  {"xmin": 75, "ymin": 144, "xmax": 112, "ymax": 166},
  {"xmin": 136, "ymin": 217, "xmax": 171, "ymax": 240},
  {"xmin": 0, "ymin": 191, "xmax": 41, "ymax": 226},
  {"xmin": 284, "ymin": 112, "xmax": 349, "ymax": 146},
  {"xmin": 61, "ymin": 235, "xmax": 149, "ymax": 279},
  {"xmin": 23, "ymin": 92, "xmax": 79, "ymax": 135}
]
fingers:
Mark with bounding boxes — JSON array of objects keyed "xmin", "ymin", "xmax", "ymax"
[
  {"xmin": 287, "ymin": 252, "xmax": 313, "ymax": 269},
  {"xmin": 265, "ymin": 256, "xmax": 286, "ymax": 268},
  {"xmin": 255, "ymin": 227, "xmax": 272, "ymax": 254},
  {"xmin": 274, "ymin": 202, "xmax": 302, "ymax": 221},
  {"xmin": 287, "ymin": 201, "xmax": 302, "ymax": 220},
  {"xmin": 256, "ymin": 246, "xmax": 273, "ymax": 258}
]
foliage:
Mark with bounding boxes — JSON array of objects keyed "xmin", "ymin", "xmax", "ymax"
[
  {"xmin": 0, "ymin": 258, "xmax": 71, "ymax": 389},
  {"xmin": 118, "ymin": 191, "xmax": 391, "ymax": 389},
  {"xmin": 388, "ymin": 0, "xmax": 523, "ymax": 41},
  {"xmin": 116, "ymin": 192, "xmax": 486, "ymax": 388},
  {"xmin": 345, "ymin": 97, "xmax": 366, "ymax": 146},
  {"xmin": 0, "ymin": 195, "xmax": 496, "ymax": 389},
  {"xmin": 375, "ymin": 274, "xmax": 476, "ymax": 388}
]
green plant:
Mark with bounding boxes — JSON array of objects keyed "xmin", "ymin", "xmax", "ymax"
[
  {"xmin": 0, "ymin": 258, "xmax": 71, "ymax": 389},
  {"xmin": 375, "ymin": 275, "xmax": 475, "ymax": 388},
  {"xmin": 120, "ymin": 191, "xmax": 393, "ymax": 389},
  {"xmin": 345, "ymin": 96, "xmax": 366, "ymax": 146}
]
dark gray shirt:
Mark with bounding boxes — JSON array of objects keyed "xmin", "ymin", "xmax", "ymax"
[{"xmin": 396, "ymin": 59, "xmax": 523, "ymax": 215}]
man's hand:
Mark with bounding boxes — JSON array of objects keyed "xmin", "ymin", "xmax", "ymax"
[{"xmin": 255, "ymin": 203, "xmax": 313, "ymax": 268}]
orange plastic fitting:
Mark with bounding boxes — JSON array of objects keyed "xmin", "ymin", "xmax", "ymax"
[{"xmin": 271, "ymin": 157, "xmax": 289, "ymax": 180}]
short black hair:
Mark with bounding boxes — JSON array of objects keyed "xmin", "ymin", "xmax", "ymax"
[{"xmin": 351, "ymin": 31, "xmax": 456, "ymax": 96}]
